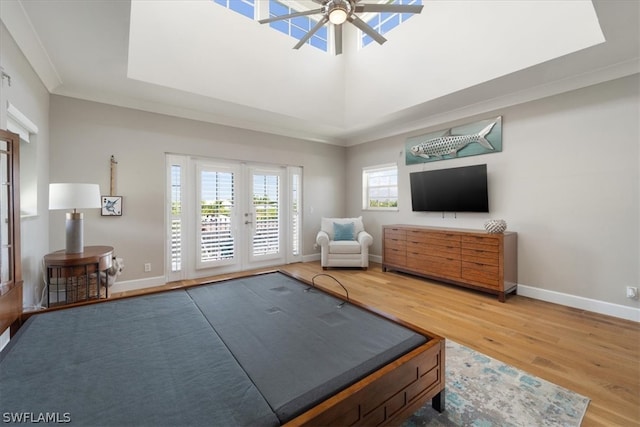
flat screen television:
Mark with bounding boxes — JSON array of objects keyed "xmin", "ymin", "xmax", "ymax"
[{"xmin": 410, "ymin": 164, "xmax": 489, "ymax": 212}]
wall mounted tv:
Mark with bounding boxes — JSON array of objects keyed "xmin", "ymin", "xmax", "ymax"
[{"xmin": 410, "ymin": 164, "xmax": 489, "ymax": 212}]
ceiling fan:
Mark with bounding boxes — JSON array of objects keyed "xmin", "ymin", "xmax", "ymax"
[{"xmin": 258, "ymin": 0, "xmax": 424, "ymax": 55}]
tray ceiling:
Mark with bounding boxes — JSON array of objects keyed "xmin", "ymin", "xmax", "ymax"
[{"xmin": 1, "ymin": 0, "xmax": 638, "ymax": 145}]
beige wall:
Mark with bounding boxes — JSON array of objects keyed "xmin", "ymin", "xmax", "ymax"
[
  {"xmin": 49, "ymin": 96, "xmax": 346, "ymax": 285},
  {"xmin": 3, "ymin": 17, "xmax": 638, "ymax": 317},
  {"xmin": 346, "ymin": 74, "xmax": 639, "ymax": 309}
]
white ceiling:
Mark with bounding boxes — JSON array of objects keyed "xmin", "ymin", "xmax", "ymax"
[{"xmin": 1, "ymin": 0, "xmax": 638, "ymax": 146}]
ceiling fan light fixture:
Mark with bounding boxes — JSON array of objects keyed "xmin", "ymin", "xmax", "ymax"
[
  {"xmin": 329, "ymin": 7, "xmax": 348, "ymax": 25},
  {"xmin": 259, "ymin": 0, "xmax": 423, "ymax": 53}
]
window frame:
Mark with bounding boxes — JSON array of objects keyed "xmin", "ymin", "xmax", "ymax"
[
  {"xmin": 213, "ymin": 0, "xmax": 255, "ymax": 19},
  {"xmin": 362, "ymin": 163, "xmax": 399, "ymax": 211}
]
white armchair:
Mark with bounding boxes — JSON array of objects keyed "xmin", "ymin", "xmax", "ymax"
[{"xmin": 316, "ymin": 217, "xmax": 373, "ymax": 269}]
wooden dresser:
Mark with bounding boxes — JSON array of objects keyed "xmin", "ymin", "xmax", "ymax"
[{"xmin": 382, "ymin": 225, "xmax": 517, "ymax": 302}]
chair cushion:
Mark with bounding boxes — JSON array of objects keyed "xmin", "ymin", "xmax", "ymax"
[
  {"xmin": 329, "ymin": 240, "xmax": 362, "ymax": 254},
  {"xmin": 333, "ymin": 222, "xmax": 355, "ymax": 241},
  {"xmin": 321, "ymin": 217, "xmax": 364, "ymax": 240}
]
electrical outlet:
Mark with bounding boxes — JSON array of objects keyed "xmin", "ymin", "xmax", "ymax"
[
  {"xmin": 144, "ymin": 263, "xmax": 151, "ymax": 272},
  {"xmin": 626, "ymin": 286, "xmax": 638, "ymax": 299}
]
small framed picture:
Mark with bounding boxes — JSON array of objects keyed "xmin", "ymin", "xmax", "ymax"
[{"xmin": 101, "ymin": 196, "xmax": 122, "ymax": 216}]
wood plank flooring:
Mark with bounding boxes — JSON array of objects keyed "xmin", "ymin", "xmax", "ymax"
[{"xmin": 111, "ymin": 262, "xmax": 640, "ymax": 426}]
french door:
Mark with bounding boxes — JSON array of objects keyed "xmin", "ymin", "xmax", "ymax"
[{"xmin": 166, "ymin": 155, "xmax": 301, "ymax": 281}]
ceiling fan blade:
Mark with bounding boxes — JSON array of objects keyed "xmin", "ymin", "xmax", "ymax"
[
  {"xmin": 355, "ymin": 4, "xmax": 424, "ymax": 14},
  {"xmin": 258, "ymin": 8, "xmax": 323, "ymax": 24},
  {"xmin": 348, "ymin": 14, "xmax": 387, "ymax": 45},
  {"xmin": 293, "ymin": 16, "xmax": 329, "ymax": 49},
  {"xmin": 334, "ymin": 24, "xmax": 343, "ymax": 55}
]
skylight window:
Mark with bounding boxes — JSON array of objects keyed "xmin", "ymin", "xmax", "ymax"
[
  {"xmin": 268, "ymin": 0, "xmax": 328, "ymax": 52},
  {"xmin": 213, "ymin": 0, "xmax": 255, "ymax": 19},
  {"xmin": 362, "ymin": 0, "xmax": 422, "ymax": 47}
]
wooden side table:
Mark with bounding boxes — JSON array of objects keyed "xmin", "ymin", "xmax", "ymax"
[{"xmin": 44, "ymin": 246, "xmax": 113, "ymax": 307}]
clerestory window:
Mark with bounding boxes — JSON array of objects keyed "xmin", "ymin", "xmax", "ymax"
[
  {"xmin": 212, "ymin": 0, "xmax": 418, "ymax": 53},
  {"xmin": 213, "ymin": 0, "xmax": 255, "ymax": 19},
  {"xmin": 362, "ymin": 0, "xmax": 422, "ymax": 47},
  {"xmin": 267, "ymin": 0, "xmax": 328, "ymax": 52}
]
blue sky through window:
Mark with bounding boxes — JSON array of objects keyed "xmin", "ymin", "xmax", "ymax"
[
  {"xmin": 362, "ymin": 0, "xmax": 422, "ymax": 47},
  {"xmin": 214, "ymin": 0, "xmax": 255, "ymax": 19},
  {"xmin": 268, "ymin": 0, "xmax": 328, "ymax": 52}
]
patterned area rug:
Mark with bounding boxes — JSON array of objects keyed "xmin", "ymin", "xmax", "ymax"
[{"xmin": 403, "ymin": 340, "xmax": 590, "ymax": 427}]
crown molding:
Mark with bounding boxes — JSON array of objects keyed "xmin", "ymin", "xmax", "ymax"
[
  {"xmin": 0, "ymin": 0, "xmax": 62, "ymax": 91},
  {"xmin": 344, "ymin": 58, "xmax": 640, "ymax": 146}
]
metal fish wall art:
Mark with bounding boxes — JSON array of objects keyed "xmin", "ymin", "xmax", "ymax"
[{"xmin": 406, "ymin": 117, "xmax": 502, "ymax": 164}]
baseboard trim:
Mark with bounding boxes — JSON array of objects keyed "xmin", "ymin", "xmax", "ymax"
[
  {"xmin": 109, "ymin": 276, "xmax": 166, "ymax": 294},
  {"xmin": 517, "ymin": 284, "xmax": 640, "ymax": 323},
  {"xmin": 302, "ymin": 253, "xmax": 321, "ymax": 263},
  {"xmin": 371, "ymin": 253, "xmax": 638, "ymax": 322},
  {"xmin": 370, "ymin": 254, "xmax": 382, "ymax": 264}
]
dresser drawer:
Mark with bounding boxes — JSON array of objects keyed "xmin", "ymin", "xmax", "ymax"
[
  {"xmin": 461, "ymin": 235, "xmax": 499, "ymax": 252},
  {"xmin": 385, "ymin": 228, "xmax": 407, "ymax": 240},
  {"xmin": 384, "ymin": 247, "xmax": 406, "ymax": 266},
  {"xmin": 407, "ymin": 232, "xmax": 460, "ymax": 260},
  {"xmin": 385, "ymin": 238, "xmax": 406, "ymax": 251},
  {"xmin": 461, "ymin": 261, "xmax": 500, "ymax": 288},
  {"xmin": 407, "ymin": 253, "xmax": 461, "ymax": 278},
  {"xmin": 461, "ymin": 248, "xmax": 499, "ymax": 266},
  {"xmin": 422, "ymin": 243, "xmax": 461, "ymax": 259},
  {"xmin": 407, "ymin": 230, "xmax": 461, "ymax": 247},
  {"xmin": 406, "ymin": 238, "xmax": 460, "ymax": 253}
]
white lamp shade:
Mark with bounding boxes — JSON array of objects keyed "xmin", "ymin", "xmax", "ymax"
[
  {"xmin": 49, "ymin": 183, "xmax": 101, "ymax": 210},
  {"xmin": 329, "ymin": 8, "xmax": 348, "ymax": 25}
]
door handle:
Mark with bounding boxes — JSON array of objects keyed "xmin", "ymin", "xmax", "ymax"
[{"xmin": 245, "ymin": 221, "xmax": 252, "ymax": 225}]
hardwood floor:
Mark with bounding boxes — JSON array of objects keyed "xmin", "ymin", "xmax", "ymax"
[{"xmin": 111, "ymin": 262, "xmax": 640, "ymax": 426}]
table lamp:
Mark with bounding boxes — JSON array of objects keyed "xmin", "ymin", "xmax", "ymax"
[{"xmin": 49, "ymin": 183, "xmax": 101, "ymax": 254}]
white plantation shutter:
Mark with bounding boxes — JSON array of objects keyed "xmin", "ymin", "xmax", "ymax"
[
  {"xmin": 252, "ymin": 173, "xmax": 280, "ymax": 256},
  {"xmin": 290, "ymin": 169, "xmax": 301, "ymax": 258},
  {"xmin": 170, "ymin": 165, "xmax": 182, "ymax": 272},
  {"xmin": 198, "ymin": 167, "xmax": 236, "ymax": 266}
]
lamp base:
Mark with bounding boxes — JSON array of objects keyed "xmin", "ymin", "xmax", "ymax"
[{"xmin": 66, "ymin": 212, "xmax": 84, "ymax": 254}]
